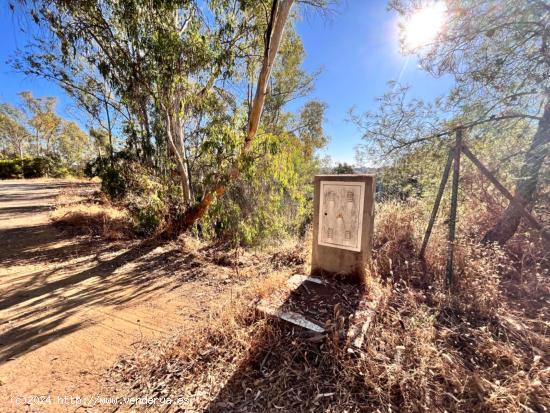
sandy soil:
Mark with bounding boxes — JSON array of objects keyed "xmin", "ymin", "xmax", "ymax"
[{"xmin": 0, "ymin": 179, "xmax": 237, "ymax": 412}]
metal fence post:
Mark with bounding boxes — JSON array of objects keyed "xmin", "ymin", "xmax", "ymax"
[{"xmin": 445, "ymin": 128, "xmax": 462, "ymax": 290}]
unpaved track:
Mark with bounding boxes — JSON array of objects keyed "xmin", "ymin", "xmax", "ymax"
[{"xmin": 0, "ymin": 180, "xmax": 213, "ymax": 412}]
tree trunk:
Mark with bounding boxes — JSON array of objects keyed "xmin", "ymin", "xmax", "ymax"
[
  {"xmin": 104, "ymin": 98, "xmax": 114, "ymax": 160},
  {"xmin": 139, "ymin": 98, "xmax": 153, "ymax": 165},
  {"xmin": 165, "ymin": 0, "xmax": 294, "ymax": 236},
  {"xmin": 483, "ymin": 101, "xmax": 550, "ymax": 245},
  {"xmin": 165, "ymin": 109, "xmax": 192, "ymax": 204},
  {"xmin": 242, "ymin": 0, "xmax": 291, "ymax": 153}
]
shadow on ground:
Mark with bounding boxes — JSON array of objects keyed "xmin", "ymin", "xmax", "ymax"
[
  {"xmin": 0, "ymin": 180, "xmax": 203, "ymax": 364},
  {"xmin": 0, "ymin": 226, "xmax": 162, "ymax": 362},
  {"xmin": 205, "ymin": 278, "xmax": 370, "ymax": 412}
]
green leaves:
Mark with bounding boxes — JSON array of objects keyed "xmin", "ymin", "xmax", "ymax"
[{"xmin": 14, "ymin": 0, "xmax": 329, "ymax": 241}]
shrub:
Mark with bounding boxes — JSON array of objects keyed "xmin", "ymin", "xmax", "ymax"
[
  {"xmin": 0, "ymin": 159, "xmax": 23, "ymax": 179},
  {"xmin": 24, "ymin": 157, "xmax": 56, "ymax": 178},
  {"xmin": 199, "ymin": 134, "xmax": 316, "ymax": 247},
  {"xmin": 87, "ymin": 155, "xmax": 166, "ymax": 236},
  {"xmin": 84, "ymin": 156, "xmax": 110, "ymax": 179},
  {"xmin": 127, "ymin": 193, "xmax": 165, "ymax": 236},
  {"xmin": 90, "ymin": 156, "xmax": 160, "ymax": 203},
  {"xmin": 52, "ymin": 165, "xmax": 70, "ymax": 178},
  {"xmin": 100, "ymin": 165, "xmax": 128, "ymax": 200},
  {"xmin": 0, "ymin": 156, "xmax": 67, "ymax": 179}
]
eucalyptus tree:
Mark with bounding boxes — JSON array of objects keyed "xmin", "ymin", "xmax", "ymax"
[
  {"xmin": 0, "ymin": 93, "xmax": 92, "ymax": 165},
  {"xmin": 13, "ymin": 47, "xmax": 121, "ymax": 161},
  {"xmin": 56, "ymin": 120, "xmax": 93, "ymax": 167},
  {"xmin": 0, "ymin": 104, "xmax": 31, "ymax": 158},
  {"xmin": 18, "ymin": 91, "xmax": 62, "ymax": 155},
  {"xmin": 353, "ymin": 0, "xmax": 549, "ymax": 245},
  {"xmin": 61, "ymin": 74, "xmax": 119, "ymax": 161},
  {"xmin": 89, "ymin": 127, "xmax": 112, "ymax": 158},
  {"xmin": 16, "ymin": 0, "xmax": 249, "ymax": 199},
  {"xmin": 15, "ymin": 0, "xmax": 327, "ymax": 235},
  {"xmin": 0, "ymin": 92, "xmax": 62, "ymax": 157}
]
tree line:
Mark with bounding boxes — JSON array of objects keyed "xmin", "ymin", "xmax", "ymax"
[
  {"xmin": 9, "ymin": 0, "xmax": 328, "ymax": 242},
  {"xmin": 0, "ymin": 91, "xmax": 103, "ymax": 167},
  {"xmin": 7, "ymin": 0, "xmax": 547, "ymax": 246}
]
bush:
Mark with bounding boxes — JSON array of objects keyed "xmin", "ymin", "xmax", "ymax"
[
  {"xmin": 0, "ymin": 156, "xmax": 67, "ymax": 179},
  {"xmin": 84, "ymin": 156, "xmax": 110, "ymax": 179},
  {"xmin": 84, "ymin": 156, "xmax": 125, "ymax": 199},
  {"xmin": 100, "ymin": 165, "xmax": 128, "ymax": 200},
  {"xmin": 0, "ymin": 159, "xmax": 23, "ymax": 179},
  {"xmin": 52, "ymin": 165, "xmax": 70, "ymax": 178},
  {"xmin": 23, "ymin": 157, "xmax": 53, "ymax": 178},
  {"xmin": 86, "ymin": 154, "xmax": 159, "ymax": 202},
  {"xmin": 87, "ymin": 155, "xmax": 167, "ymax": 236},
  {"xmin": 199, "ymin": 134, "xmax": 316, "ymax": 247},
  {"xmin": 127, "ymin": 193, "xmax": 165, "ymax": 236}
]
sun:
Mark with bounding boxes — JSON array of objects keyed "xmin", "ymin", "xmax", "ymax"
[{"xmin": 402, "ymin": 2, "xmax": 447, "ymax": 50}]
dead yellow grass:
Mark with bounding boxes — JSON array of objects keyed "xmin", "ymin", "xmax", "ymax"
[
  {"xmin": 106, "ymin": 199, "xmax": 548, "ymax": 412},
  {"xmin": 52, "ymin": 188, "xmax": 132, "ymax": 240},
  {"xmin": 109, "ymin": 271, "xmax": 289, "ymax": 411}
]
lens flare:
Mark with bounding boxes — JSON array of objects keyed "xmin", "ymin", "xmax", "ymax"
[{"xmin": 403, "ymin": 2, "xmax": 447, "ymax": 50}]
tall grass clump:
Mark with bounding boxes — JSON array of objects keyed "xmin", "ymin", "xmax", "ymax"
[
  {"xmin": 108, "ymin": 198, "xmax": 548, "ymax": 412},
  {"xmin": 52, "ymin": 187, "xmax": 133, "ymax": 240}
]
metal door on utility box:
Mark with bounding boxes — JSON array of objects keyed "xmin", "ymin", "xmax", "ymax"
[{"xmin": 318, "ymin": 181, "xmax": 365, "ymax": 252}]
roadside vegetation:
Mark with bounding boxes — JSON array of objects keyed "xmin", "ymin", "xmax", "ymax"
[
  {"xmin": 52, "ymin": 187, "xmax": 131, "ymax": 240},
  {"xmin": 0, "ymin": 91, "xmax": 107, "ymax": 178},
  {"xmin": 105, "ymin": 197, "xmax": 547, "ymax": 412},
  {"xmin": 0, "ymin": 156, "xmax": 69, "ymax": 179},
  {"xmin": 3, "ymin": 0, "xmax": 548, "ymax": 411}
]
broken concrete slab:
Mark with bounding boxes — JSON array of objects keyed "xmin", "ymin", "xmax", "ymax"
[
  {"xmin": 256, "ymin": 303, "xmax": 325, "ymax": 333},
  {"xmin": 256, "ymin": 273, "xmax": 382, "ymax": 349}
]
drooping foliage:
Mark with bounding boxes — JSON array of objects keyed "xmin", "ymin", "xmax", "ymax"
[
  {"xmin": 203, "ymin": 100, "xmax": 328, "ymax": 245},
  {"xmin": 13, "ymin": 0, "xmax": 329, "ymax": 242}
]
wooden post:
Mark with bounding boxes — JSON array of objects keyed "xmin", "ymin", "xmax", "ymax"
[
  {"xmin": 445, "ymin": 128, "xmax": 462, "ymax": 290},
  {"xmin": 461, "ymin": 145, "xmax": 550, "ymax": 243},
  {"xmin": 420, "ymin": 149, "xmax": 454, "ymax": 258}
]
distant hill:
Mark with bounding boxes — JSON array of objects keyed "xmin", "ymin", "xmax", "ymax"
[
  {"xmin": 353, "ymin": 166, "xmax": 381, "ymax": 175},
  {"xmin": 319, "ymin": 165, "xmax": 382, "ymax": 175}
]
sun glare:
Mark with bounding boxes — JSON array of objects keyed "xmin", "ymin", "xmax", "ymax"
[{"xmin": 403, "ymin": 2, "xmax": 447, "ymax": 50}]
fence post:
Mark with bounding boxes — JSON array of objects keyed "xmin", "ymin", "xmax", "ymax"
[
  {"xmin": 445, "ymin": 128, "xmax": 462, "ymax": 290},
  {"xmin": 420, "ymin": 148, "xmax": 454, "ymax": 258}
]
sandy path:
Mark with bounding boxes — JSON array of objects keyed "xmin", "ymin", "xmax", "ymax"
[{"xmin": 0, "ymin": 180, "xmax": 220, "ymax": 412}]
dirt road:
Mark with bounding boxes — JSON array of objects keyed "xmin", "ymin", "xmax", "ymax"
[{"xmin": 0, "ymin": 180, "xmax": 228, "ymax": 412}]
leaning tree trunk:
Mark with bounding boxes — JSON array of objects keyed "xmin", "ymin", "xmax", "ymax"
[
  {"xmin": 483, "ymin": 101, "xmax": 550, "ymax": 245},
  {"xmin": 165, "ymin": 108, "xmax": 192, "ymax": 204},
  {"xmin": 165, "ymin": 0, "xmax": 294, "ymax": 236}
]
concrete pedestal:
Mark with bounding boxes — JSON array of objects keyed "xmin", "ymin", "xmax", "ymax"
[{"xmin": 311, "ymin": 174, "xmax": 375, "ymax": 282}]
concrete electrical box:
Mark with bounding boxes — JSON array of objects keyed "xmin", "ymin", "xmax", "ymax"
[{"xmin": 311, "ymin": 175, "xmax": 375, "ymax": 281}]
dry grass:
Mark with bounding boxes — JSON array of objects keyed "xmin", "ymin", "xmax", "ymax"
[
  {"xmin": 106, "ymin": 199, "xmax": 549, "ymax": 412},
  {"xmin": 108, "ymin": 272, "xmax": 288, "ymax": 411},
  {"xmin": 52, "ymin": 187, "xmax": 132, "ymax": 240}
]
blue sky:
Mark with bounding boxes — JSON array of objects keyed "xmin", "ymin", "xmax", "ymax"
[
  {"xmin": 294, "ymin": 1, "xmax": 453, "ymax": 164},
  {"xmin": 0, "ymin": 9, "xmax": 60, "ymax": 99},
  {"xmin": 0, "ymin": 0, "xmax": 453, "ymax": 165}
]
